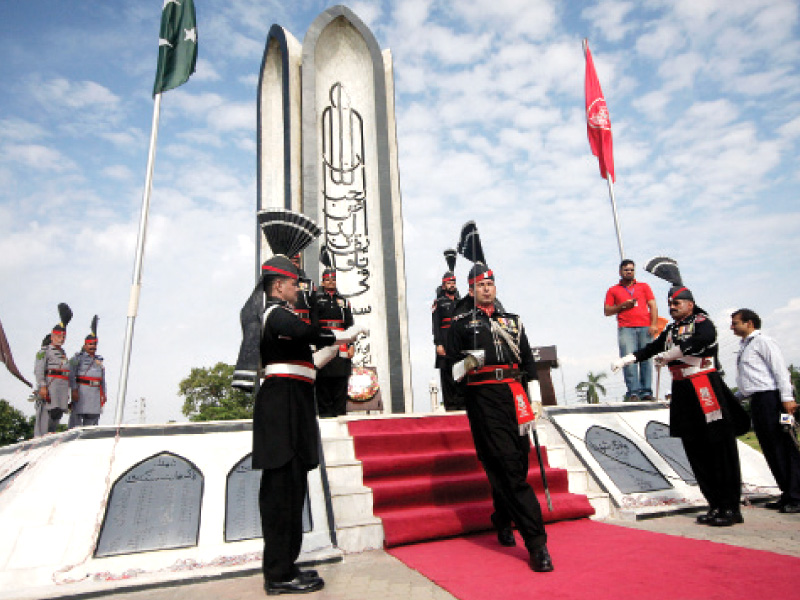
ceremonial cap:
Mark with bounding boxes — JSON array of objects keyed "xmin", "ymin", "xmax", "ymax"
[
  {"xmin": 442, "ymin": 248, "xmax": 457, "ymax": 282},
  {"xmin": 457, "ymin": 221, "xmax": 494, "ymax": 285},
  {"xmin": 85, "ymin": 315, "xmax": 98, "ymax": 343},
  {"xmin": 52, "ymin": 303, "xmax": 72, "ymax": 334},
  {"xmin": 258, "ymin": 209, "xmax": 321, "ymax": 280},
  {"xmin": 320, "ymin": 247, "xmax": 336, "ymax": 281},
  {"xmin": 645, "ymin": 256, "xmax": 694, "ymax": 302}
]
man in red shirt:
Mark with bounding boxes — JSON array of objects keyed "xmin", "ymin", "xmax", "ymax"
[{"xmin": 604, "ymin": 260, "xmax": 659, "ymax": 401}]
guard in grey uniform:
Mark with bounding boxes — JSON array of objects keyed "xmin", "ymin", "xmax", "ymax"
[
  {"xmin": 34, "ymin": 303, "xmax": 73, "ymax": 437},
  {"xmin": 68, "ymin": 316, "xmax": 106, "ymax": 428}
]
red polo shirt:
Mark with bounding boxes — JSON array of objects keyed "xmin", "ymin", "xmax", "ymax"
[{"xmin": 605, "ymin": 280, "xmax": 655, "ymax": 328}]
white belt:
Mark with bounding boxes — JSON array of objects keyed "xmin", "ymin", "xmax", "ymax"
[
  {"xmin": 670, "ymin": 357, "xmax": 714, "ymax": 380},
  {"xmin": 263, "ymin": 362, "xmax": 316, "ymax": 382}
]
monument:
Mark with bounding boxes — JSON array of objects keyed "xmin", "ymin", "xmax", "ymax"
[{"xmin": 256, "ymin": 5, "xmax": 413, "ymax": 413}]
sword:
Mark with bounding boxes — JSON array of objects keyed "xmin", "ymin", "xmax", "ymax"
[
  {"xmin": 655, "ymin": 365, "xmax": 661, "ymax": 401},
  {"xmin": 529, "ymin": 425, "xmax": 553, "ymax": 512}
]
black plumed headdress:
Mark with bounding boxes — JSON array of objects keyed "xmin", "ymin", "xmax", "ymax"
[
  {"xmin": 86, "ymin": 315, "xmax": 98, "ymax": 342},
  {"xmin": 645, "ymin": 256, "xmax": 693, "ymax": 301},
  {"xmin": 258, "ymin": 209, "xmax": 321, "ymax": 279},
  {"xmin": 52, "ymin": 303, "xmax": 72, "ymax": 333}
]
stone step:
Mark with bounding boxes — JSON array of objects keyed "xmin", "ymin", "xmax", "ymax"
[
  {"xmin": 566, "ymin": 466, "xmax": 589, "ymax": 494},
  {"xmin": 544, "ymin": 445, "xmax": 567, "ymax": 469},
  {"xmin": 321, "ymin": 437, "xmax": 356, "ymax": 463},
  {"xmin": 324, "ymin": 459, "xmax": 364, "ymax": 489},
  {"xmin": 329, "ymin": 485, "xmax": 374, "ymax": 522},
  {"xmin": 586, "ymin": 491, "xmax": 612, "ymax": 520},
  {"xmin": 333, "ymin": 515, "xmax": 384, "ymax": 554},
  {"xmin": 318, "ymin": 417, "xmax": 349, "ymax": 438}
]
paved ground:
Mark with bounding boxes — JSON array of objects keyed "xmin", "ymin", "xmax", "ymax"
[{"xmin": 80, "ymin": 502, "xmax": 799, "ymax": 600}]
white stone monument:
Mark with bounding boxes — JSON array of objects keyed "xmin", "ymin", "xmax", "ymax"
[{"xmin": 256, "ymin": 6, "xmax": 413, "ymax": 414}]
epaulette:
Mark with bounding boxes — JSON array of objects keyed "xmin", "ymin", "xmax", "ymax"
[
  {"xmin": 452, "ymin": 312, "xmax": 472, "ymax": 322},
  {"xmin": 694, "ymin": 314, "xmax": 707, "ymax": 323}
]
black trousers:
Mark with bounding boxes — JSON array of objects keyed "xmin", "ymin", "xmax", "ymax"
[
  {"xmin": 315, "ymin": 376, "xmax": 349, "ymax": 417},
  {"xmin": 259, "ymin": 455, "xmax": 308, "ymax": 582},
  {"xmin": 751, "ymin": 390, "xmax": 800, "ymax": 503},
  {"xmin": 481, "ymin": 450, "xmax": 547, "ymax": 550},
  {"xmin": 681, "ymin": 431, "xmax": 741, "ymax": 512},
  {"xmin": 439, "ymin": 366, "xmax": 465, "ymax": 411}
]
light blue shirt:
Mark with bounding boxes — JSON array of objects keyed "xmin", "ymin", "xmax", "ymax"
[{"xmin": 735, "ymin": 330, "xmax": 794, "ymax": 404}]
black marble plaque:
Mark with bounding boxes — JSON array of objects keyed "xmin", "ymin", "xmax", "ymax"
[
  {"xmin": 95, "ymin": 452, "xmax": 203, "ymax": 557},
  {"xmin": 586, "ymin": 425, "xmax": 672, "ymax": 494},
  {"xmin": 645, "ymin": 421, "xmax": 696, "ymax": 485},
  {"xmin": 225, "ymin": 454, "xmax": 312, "ymax": 542},
  {"xmin": 0, "ymin": 463, "xmax": 27, "ymax": 493}
]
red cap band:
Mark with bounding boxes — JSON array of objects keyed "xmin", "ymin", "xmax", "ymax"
[
  {"xmin": 442, "ymin": 275, "xmax": 456, "ymax": 282},
  {"xmin": 468, "ymin": 270, "xmax": 494, "ymax": 285},
  {"xmin": 261, "ymin": 265, "xmax": 299, "ymax": 279}
]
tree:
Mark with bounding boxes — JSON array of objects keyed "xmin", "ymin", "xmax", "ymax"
[
  {"xmin": 789, "ymin": 365, "xmax": 800, "ymax": 400},
  {"xmin": 0, "ymin": 399, "xmax": 34, "ymax": 447},
  {"xmin": 576, "ymin": 372, "xmax": 607, "ymax": 404},
  {"xmin": 179, "ymin": 362, "xmax": 254, "ymax": 422}
]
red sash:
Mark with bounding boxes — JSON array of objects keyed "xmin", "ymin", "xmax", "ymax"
[{"xmin": 688, "ymin": 372, "xmax": 723, "ymax": 424}]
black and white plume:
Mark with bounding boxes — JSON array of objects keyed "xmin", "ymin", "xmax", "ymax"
[
  {"xmin": 444, "ymin": 248, "xmax": 457, "ymax": 272},
  {"xmin": 57, "ymin": 303, "xmax": 73, "ymax": 328},
  {"xmin": 257, "ymin": 208, "xmax": 321, "ymax": 257},
  {"xmin": 320, "ymin": 246, "xmax": 333, "ymax": 269},
  {"xmin": 645, "ymin": 256, "xmax": 682, "ymax": 286},
  {"xmin": 456, "ymin": 221, "xmax": 486, "ymax": 264},
  {"xmin": 89, "ymin": 315, "xmax": 98, "ymax": 338}
]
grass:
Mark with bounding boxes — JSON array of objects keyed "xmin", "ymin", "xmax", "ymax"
[{"xmin": 738, "ymin": 431, "xmax": 762, "ymax": 453}]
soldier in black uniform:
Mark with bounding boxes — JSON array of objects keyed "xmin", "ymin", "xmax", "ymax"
[
  {"xmin": 290, "ymin": 253, "xmax": 315, "ymax": 325},
  {"xmin": 432, "ymin": 249, "xmax": 465, "ymax": 411},
  {"xmin": 312, "ymin": 266, "xmax": 355, "ymax": 418},
  {"xmin": 233, "ymin": 210, "xmax": 365, "ymax": 595},
  {"xmin": 613, "ymin": 261, "xmax": 748, "ymax": 527},
  {"xmin": 446, "ymin": 256, "xmax": 553, "ymax": 573}
]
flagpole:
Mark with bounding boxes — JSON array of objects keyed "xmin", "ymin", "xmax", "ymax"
[
  {"xmin": 115, "ymin": 92, "xmax": 163, "ymax": 425},
  {"xmin": 606, "ymin": 176, "xmax": 625, "ymax": 261}
]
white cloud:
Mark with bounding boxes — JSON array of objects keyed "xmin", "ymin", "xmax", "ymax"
[
  {"xmin": 0, "ymin": 144, "xmax": 76, "ymax": 172},
  {"xmin": 29, "ymin": 78, "xmax": 120, "ymax": 111}
]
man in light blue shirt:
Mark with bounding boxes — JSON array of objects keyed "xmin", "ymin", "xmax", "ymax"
[{"xmin": 731, "ymin": 308, "xmax": 800, "ymax": 513}]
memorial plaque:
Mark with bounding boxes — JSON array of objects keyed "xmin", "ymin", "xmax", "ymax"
[
  {"xmin": 0, "ymin": 463, "xmax": 27, "ymax": 493},
  {"xmin": 225, "ymin": 454, "xmax": 312, "ymax": 542},
  {"xmin": 95, "ymin": 452, "xmax": 203, "ymax": 557},
  {"xmin": 645, "ymin": 421, "xmax": 696, "ymax": 485},
  {"xmin": 585, "ymin": 425, "xmax": 672, "ymax": 494}
]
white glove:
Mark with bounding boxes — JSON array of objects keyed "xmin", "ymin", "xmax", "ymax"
[
  {"xmin": 313, "ymin": 345, "xmax": 339, "ymax": 369},
  {"xmin": 333, "ymin": 324, "xmax": 369, "ymax": 344},
  {"xmin": 452, "ymin": 350, "xmax": 486, "ymax": 382},
  {"xmin": 611, "ymin": 354, "xmax": 636, "ymax": 373},
  {"xmin": 531, "ymin": 401, "xmax": 543, "ymax": 419},
  {"xmin": 653, "ymin": 346, "xmax": 684, "ymax": 367}
]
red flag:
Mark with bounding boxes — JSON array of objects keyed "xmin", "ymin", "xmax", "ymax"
[
  {"xmin": 0, "ymin": 317, "xmax": 32, "ymax": 388},
  {"xmin": 584, "ymin": 42, "xmax": 615, "ymax": 182}
]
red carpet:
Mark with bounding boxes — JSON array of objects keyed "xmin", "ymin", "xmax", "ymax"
[
  {"xmin": 388, "ymin": 519, "xmax": 800, "ymax": 600},
  {"xmin": 347, "ymin": 415, "xmax": 594, "ymax": 547}
]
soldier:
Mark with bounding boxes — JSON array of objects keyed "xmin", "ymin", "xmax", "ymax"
[
  {"xmin": 613, "ymin": 257, "xmax": 749, "ymax": 527},
  {"xmin": 34, "ymin": 303, "xmax": 72, "ymax": 437},
  {"xmin": 446, "ymin": 223, "xmax": 553, "ymax": 573},
  {"xmin": 311, "ymin": 261, "xmax": 355, "ymax": 418},
  {"xmin": 432, "ymin": 249, "xmax": 465, "ymax": 411},
  {"xmin": 68, "ymin": 316, "xmax": 106, "ymax": 428},
  {"xmin": 233, "ymin": 209, "xmax": 365, "ymax": 595},
  {"xmin": 290, "ymin": 253, "xmax": 315, "ymax": 325}
]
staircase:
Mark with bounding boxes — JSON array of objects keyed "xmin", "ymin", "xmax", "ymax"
[{"xmin": 320, "ymin": 412, "xmax": 611, "ymax": 553}]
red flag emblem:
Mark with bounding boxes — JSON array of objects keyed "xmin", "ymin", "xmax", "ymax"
[{"xmin": 584, "ymin": 42, "xmax": 615, "ymax": 182}]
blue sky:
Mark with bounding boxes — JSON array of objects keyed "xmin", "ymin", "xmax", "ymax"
[{"xmin": 1, "ymin": 0, "xmax": 799, "ymax": 423}]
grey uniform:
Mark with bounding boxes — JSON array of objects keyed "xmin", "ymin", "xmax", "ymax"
[
  {"xmin": 68, "ymin": 351, "xmax": 105, "ymax": 427},
  {"xmin": 33, "ymin": 344, "xmax": 71, "ymax": 436}
]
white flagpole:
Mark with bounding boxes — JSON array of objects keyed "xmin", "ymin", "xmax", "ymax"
[
  {"xmin": 606, "ymin": 176, "xmax": 625, "ymax": 261},
  {"xmin": 114, "ymin": 92, "xmax": 163, "ymax": 425}
]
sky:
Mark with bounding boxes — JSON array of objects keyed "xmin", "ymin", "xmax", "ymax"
[{"xmin": 1, "ymin": 0, "xmax": 799, "ymax": 425}]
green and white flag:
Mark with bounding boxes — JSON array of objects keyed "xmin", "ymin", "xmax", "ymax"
[{"xmin": 153, "ymin": 0, "xmax": 198, "ymax": 97}]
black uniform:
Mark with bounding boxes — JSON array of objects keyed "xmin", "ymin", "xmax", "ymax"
[
  {"xmin": 294, "ymin": 270, "xmax": 315, "ymax": 325},
  {"xmin": 312, "ymin": 290, "xmax": 354, "ymax": 417},
  {"xmin": 634, "ymin": 309, "xmax": 744, "ymax": 514},
  {"xmin": 446, "ymin": 296, "xmax": 547, "ymax": 551},
  {"xmin": 432, "ymin": 288, "xmax": 465, "ymax": 410},
  {"xmin": 255, "ymin": 298, "xmax": 336, "ymax": 583}
]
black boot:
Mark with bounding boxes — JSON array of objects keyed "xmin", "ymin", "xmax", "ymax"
[
  {"xmin": 708, "ymin": 509, "xmax": 743, "ymax": 527},
  {"xmin": 529, "ymin": 545, "xmax": 554, "ymax": 572},
  {"xmin": 696, "ymin": 508, "xmax": 719, "ymax": 525},
  {"xmin": 265, "ymin": 575, "xmax": 325, "ymax": 595},
  {"xmin": 491, "ymin": 514, "xmax": 516, "ymax": 547}
]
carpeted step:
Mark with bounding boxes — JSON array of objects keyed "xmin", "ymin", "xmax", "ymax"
[
  {"xmin": 377, "ymin": 493, "xmax": 596, "ymax": 547},
  {"xmin": 347, "ymin": 414, "xmax": 595, "ymax": 547}
]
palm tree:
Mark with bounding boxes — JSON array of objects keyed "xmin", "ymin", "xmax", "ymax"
[{"xmin": 576, "ymin": 372, "xmax": 607, "ymax": 404}]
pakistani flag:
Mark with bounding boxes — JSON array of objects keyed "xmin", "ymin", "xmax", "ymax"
[{"xmin": 153, "ymin": 0, "xmax": 198, "ymax": 97}]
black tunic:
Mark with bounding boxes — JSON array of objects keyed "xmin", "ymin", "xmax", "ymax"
[
  {"xmin": 431, "ymin": 290, "xmax": 459, "ymax": 369},
  {"xmin": 311, "ymin": 290, "xmax": 354, "ymax": 379},
  {"xmin": 252, "ymin": 300, "xmax": 336, "ymax": 470}
]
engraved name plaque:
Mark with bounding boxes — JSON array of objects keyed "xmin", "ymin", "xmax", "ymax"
[
  {"xmin": 586, "ymin": 425, "xmax": 672, "ymax": 494},
  {"xmin": 225, "ymin": 454, "xmax": 312, "ymax": 542},
  {"xmin": 645, "ymin": 421, "xmax": 696, "ymax": 485},
  {"xmin": 95, "ymin": 452, "xmax": 203, "ymax": 557}
]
